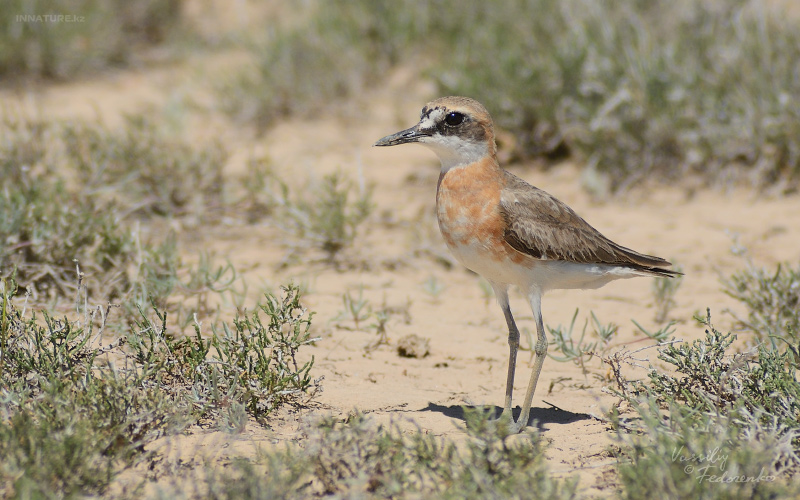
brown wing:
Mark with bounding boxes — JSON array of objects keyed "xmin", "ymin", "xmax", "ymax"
[{"xmin": 499, "ymin": 171, "xmax": 677, "ymax": 275}]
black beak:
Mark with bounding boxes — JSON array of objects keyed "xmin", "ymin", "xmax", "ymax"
[{"xmin": 373, "ymin": 124, "xmax": 427, "ymax": 147}]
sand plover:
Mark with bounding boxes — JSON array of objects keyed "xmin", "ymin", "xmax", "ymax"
[{"xmin": 375, "ymin": 96, "xmax": 679, "ymax": 432}]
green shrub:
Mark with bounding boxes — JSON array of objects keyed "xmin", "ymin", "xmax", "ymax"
[
  {"xmin": 63, "ymin": 116, "xmax": 228, "ymax": 218},
  {"xmin": 0, "ymin": 286, "xmax": 193, "ymax": 497},
  {"xmin": 0, "ymin": 114, "xmax": 236, "ymax": 321},
  {"xmin": 126, "ymin": 285, "xmax": 319, "ymax": 424},
  {"xmin": 219, "ymin": 1, "xmax": 423, "ymax": 130},
  {"xmin": 612, "ymin": 310, "xmax": 800, "ymax": 498},
  {"xmin": 723, "ymin": 261, "xmax": 800, "ymax": 346},
  {"xmin": 0, "ymin": 172, "xmax": 134, "ymax": 302},
  {"xmin": 0, "ymin": 282, "xmax": 320, "ymax": 497},
  {"xmin": 615, "ymin": 400, "xmax": 799, "ymax": 500},
  {"xmin": 267, "ymin": 170, "xmax": 374, "ymax": 263}
]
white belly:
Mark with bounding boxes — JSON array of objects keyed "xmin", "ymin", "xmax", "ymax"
[{"xmin": 447, "ymin": 238, "xmax": 645, "ymax": 294}]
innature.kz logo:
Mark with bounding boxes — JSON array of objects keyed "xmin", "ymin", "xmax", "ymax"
[{"xmin": 16, "ymin": 14, "xmax": 86, "ymax": 23}]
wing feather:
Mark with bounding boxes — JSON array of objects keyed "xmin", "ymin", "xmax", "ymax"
[{"xmin": 499, "ymin": 172, "xmax": 677, "ymax": 275}]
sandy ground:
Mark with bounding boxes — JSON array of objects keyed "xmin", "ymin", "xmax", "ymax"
[{"xmin": 3, "ymin": 31, "xmax": 800, "ymax": 497}]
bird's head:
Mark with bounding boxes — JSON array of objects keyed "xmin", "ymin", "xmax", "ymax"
[{"xmin": 374, "ymin": 96, "xmax": 496, "ymax": 171}]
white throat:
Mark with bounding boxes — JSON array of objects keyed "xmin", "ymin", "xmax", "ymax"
[{"xmin": 421, "ymin": 135, "xmax": 488, "ymax": 172}]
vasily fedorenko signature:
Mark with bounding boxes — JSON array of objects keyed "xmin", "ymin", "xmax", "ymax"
[{"xmin": 671, "ymin": 446, "xmax": 776, "ymax": 484}]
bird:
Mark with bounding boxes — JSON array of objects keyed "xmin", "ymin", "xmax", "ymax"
[{"xmin": 374, "ymin": 96, "xmax": 679, "ymax": 433}]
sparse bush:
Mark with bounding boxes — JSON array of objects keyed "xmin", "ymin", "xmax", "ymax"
[
  {"xmin": 219, "ymin": 1, "xmax": 424, "ymax": 130},
  {"xmin": 0, "ymin": 113, "xmax": 53, "ymax": 180},
  {"xmin": 615, "ymin": 400, "xmax": 799, "ymax": 500},
  {"xmin": 188, "ymin": 409, "xmax": 578, "ymax": 499},
  {"xmin": 0, "ymin": 169, "xmax": 135, "ymax": 303},
  {"xmin": 612, "ymin": 310, "xmax": 800, "ymax": 498},
  {"xmin": 267, "ymin": 171, "xmax": 373, "ymax": 263},
  {"xmin": 63, "ymin": 116, "xmax": 228, "ymax": 218},
  {"xmin": 0, "ymin": 282, "xmax": 320, "ymax": 497},
  {"xmin": 437, "ymin": 0, "xmax": 800, "ymax": 192},
  {"xmin": 127, "ymin": 237, "xmax": 248, "ymax": 331},
  {"xmin": 722, "ymin": 261, "xmax": 800, "ymax": 346},
  {"xmin": 127, "ymin": 285, "xmax": 319, "ymax": 424},
  {"xmin": 0, "ymin": 113, "xmax": 242, "ymax": 324},
  {"xmin": 0, "ymin": 283, "xmax": 193, "ymax": 498},
  {"xmin": 638, "ymin": 311, "xmax": 799, "ymax": 428},
  {"xmin": 206, "ymin": 285, "xmax": 320, "ymax": 419}
]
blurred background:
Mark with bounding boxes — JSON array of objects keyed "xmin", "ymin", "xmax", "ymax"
[{"xmin": 3, "ymin": 0, "xmax": 799, "ymax": 192}]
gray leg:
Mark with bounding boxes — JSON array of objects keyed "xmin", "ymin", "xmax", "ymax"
[
  {"xmin": 489, "ymin": 282, "xmax": 519, "ymax": 421},
  {"xmin": 512, "ymin": 290, "xmax": 547, "ymax": 433}
]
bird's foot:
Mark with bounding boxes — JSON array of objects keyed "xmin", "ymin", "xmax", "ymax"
[
  {"xmin": 489, "ymin": 408, "xmax": 528, "ymax": 434},
  {"xmin": 507, "ymin": 418, "xmax": 526, "ymax": 434}
]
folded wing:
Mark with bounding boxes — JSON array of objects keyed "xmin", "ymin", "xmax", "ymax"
[{"xmin": 499, "ymin": 172, "xmax": 678, "ymax": 277}]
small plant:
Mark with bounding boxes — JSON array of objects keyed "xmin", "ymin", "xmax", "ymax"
[
  {"xmin": 0, "ymin": 170, "xmax": 136, "ymax": 304},
  {"xmin": 333, "ymin": 286, "xmax": 372, "ymax": 330},
  {"xmin": 0, "ymin": 284, "xmax": 193, "ymax": 497},
  {"xmin": 545, "ymin": 309, "xmax": 617, "ymax": 374},
  {"xmin": 631, "ymin": 319, "xmax": 676, "ymax": 342},
  {"xmin": 127, "ymin": 236, "xmax": 249, "ymax": 333},
  {"xmin": 206, "ymin": 285, "xmax": 320, "ymax": 419},
  {"xmin": 129, "ymin": 285, "xmax": 320, "ymax": 421},
  {"xmin": 651, "ymin": 263, "xmax": 683, "ymax": 323},
  {"xmin": 218, "ymin": 1, "xmax": 421, "ymax": 130},
  {"xmin": 0, "ymin": 113, "xmax": 250, "ymax": 327},
  {"xmin": 365, "ymin": 310, "xmax": 391, "ymax": 353},
  {"xmin": 237, "ymin": 156, "xmax": 282, "ymax": 223},
  {"xmin": 421, "ymin": 275, "xmax": 446, "ymax": 300},
  {"xmin": 614, "ymin": 399, "xmax": 800, "ymax": 499},
  {"xmin": 364, "ymin": 297, "xmax": 412, "ymax": 353},
  {"xmin": 63, "ymin": 116, "xmax": 228, "ymax": 219},
  {"xmin": 269, "ymin": 171, "xmax": 374, "ymax": 263},
  {"xmin": 633, "ymin": 310, "xmax": 800, "ymax": 426}
]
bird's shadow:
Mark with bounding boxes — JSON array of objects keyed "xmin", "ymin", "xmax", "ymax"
[{"xmin": 420, "ymin": 402, "xmax": 591, "ymax": 431}]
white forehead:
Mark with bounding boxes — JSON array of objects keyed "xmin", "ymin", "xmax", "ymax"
[{"xmin": 418, "ymin": 107, "xmax": 446, "ymax": 130}]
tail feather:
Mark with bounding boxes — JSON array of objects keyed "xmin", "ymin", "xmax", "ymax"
[{"xmin": 630, "ymin": 264, "xmax": 682, "ymax": 278}]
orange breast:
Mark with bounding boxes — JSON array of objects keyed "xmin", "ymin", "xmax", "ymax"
[{"xmin": 436, "ymin": 159, "xmax": 524, "ymax": 265}]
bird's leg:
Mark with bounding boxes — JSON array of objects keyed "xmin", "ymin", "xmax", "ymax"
[
  {"xmin": 512, "ymin": 290, "xmax": 547, "ymax": 433},
  {"xmin": 500, "ymin": 299, "xmax": 521, "ymax": 419},
  {"xmin": 489, "ymin": 283, "xmax": 518, "ymax": 422}
]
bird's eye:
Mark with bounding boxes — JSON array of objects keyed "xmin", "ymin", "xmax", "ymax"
[{"xmin": 444, "ymin": 112, "xmax": 464, "ymax": 126}]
